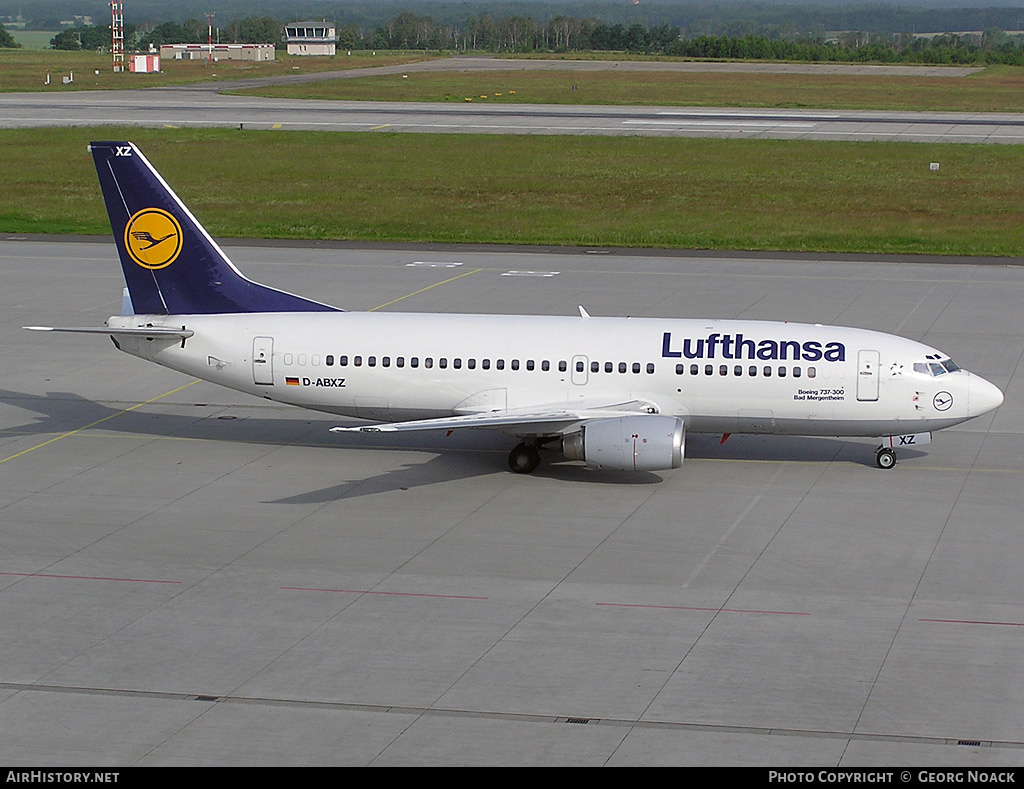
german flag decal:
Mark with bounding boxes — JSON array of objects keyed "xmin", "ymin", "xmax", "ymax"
[{"xmin": 285, "ymin": 377, "xmax": 300, "ymax": 386}]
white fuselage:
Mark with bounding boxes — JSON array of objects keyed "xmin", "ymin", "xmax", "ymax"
[{"xmin": 107, "ymin": 311, "xmax": 1002, "ymax": 440}]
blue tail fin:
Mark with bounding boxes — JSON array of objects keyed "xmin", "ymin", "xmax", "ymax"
[{"xmin": 89, "ymin": 141, "xmax": 338, "ymax": 315}]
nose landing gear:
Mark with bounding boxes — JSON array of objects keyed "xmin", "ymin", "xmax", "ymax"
[{"xmin": 875, "ymin": 447, "xmax": 896, "ymax": 469}]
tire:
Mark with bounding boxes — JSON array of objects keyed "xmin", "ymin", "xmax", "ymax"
[
  {"xmin": 508, "ymin": 443, "xmax": 541, "ymax": 474},
  {"xmin": 876, "ymin": 448, "xmax": 896, "ymax": 469}
]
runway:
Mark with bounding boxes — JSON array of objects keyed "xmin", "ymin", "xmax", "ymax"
[
  {"xmin": 0, "ymin": 56, "xmax": 1019, "ymax": 143},
  {"xmin": 2, "ymin": 237, "xmax": 1022, "ymax": 765}
]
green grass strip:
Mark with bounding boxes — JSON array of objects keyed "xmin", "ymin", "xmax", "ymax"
[
  {"xmin": 242, "ymin": 64, "xmax": 1024, "ymax": 114},
  {"xmin": 0, "ymin": 49, "xmax": 436, "ymax": 92},
  {"xmin": 2, "ymin": 126, "xmax": 1023, "ymax": 256}
]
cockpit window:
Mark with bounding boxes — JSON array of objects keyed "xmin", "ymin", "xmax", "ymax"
[{"xmin": 914, "ymin": 358, "xmax": 961, "ymax": 377}]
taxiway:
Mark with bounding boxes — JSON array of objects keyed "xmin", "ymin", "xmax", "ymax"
[
  {"xmin": 0, "ymin": 57, "xmax": 1017, "ymax": 143},
  {"xmin": 1, "ymin": 237, "xmax": 1021, "ymax": 765}
]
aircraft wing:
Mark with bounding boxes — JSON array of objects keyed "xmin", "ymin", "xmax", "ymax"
[{"xmin": 330, "ymin": 399, "xmax": 659, "ymax": 438}]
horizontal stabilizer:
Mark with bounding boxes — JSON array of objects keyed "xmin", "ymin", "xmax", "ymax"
[{"xmin": 24, "ymin": 325, "xmax": 194, "ymax": 339}]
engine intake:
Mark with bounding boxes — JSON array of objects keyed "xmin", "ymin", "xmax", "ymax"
[{"xmin": 561, "ymin": 415, "xmax": 684, "ymax": 471}]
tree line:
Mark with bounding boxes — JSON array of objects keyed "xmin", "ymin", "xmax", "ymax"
[
  {"xmin": 49, "ymin": 17, "xmax": 282, "ymax": 51},
  {"xmin": 15, "ymin": 1, "xmax": 1024, "ymax": 38},
  {"xmin": 43, "ymin": 12, "xmax": 1024, "ymax": 66}
]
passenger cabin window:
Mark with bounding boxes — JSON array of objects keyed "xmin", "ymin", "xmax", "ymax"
[{"xmin": 326, "ymin": 355, "xmax": 334, "ymax": 366}]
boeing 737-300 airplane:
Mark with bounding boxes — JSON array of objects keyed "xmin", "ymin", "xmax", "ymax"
[{"xmin": 26, "ymin": 141, "xmax": 1004, "ymax": 473}]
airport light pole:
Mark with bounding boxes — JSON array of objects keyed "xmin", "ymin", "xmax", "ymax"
[
  {"xmin": 206, "ymin": 13, "xmax": 215, "ymax": 63},
  {"xmin": 110, "ymin": 0, "xmax": 124, "ymax": 72}
]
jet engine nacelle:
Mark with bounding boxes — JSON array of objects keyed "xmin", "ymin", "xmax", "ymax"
[{"xmin": 562, "ymin": 415, "xmax": 685, "ymax": 471}]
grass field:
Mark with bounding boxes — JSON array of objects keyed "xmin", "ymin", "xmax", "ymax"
[
  {"xmin": 7, "ymin": 47, "xmax": 1024, "ymax": 114},
  {"xmin": 0, "ymin": 49, "xmax": 437, "ymax": 91},
  {"xmin": 241, "ymin": 64, "xmax": 1024, "ymax": 113},
  {"xmin": 3, "ymin": 127, "xmax": 1023, "ymax": 257},
  {"xmin": 7, "ymin": 30, "xmax": 61, "ymax": 50}
]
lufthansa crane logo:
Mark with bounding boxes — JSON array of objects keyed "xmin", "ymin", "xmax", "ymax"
[{"xmin": 124, "ymin": 208, "xmax": 183, "ymax": 270}]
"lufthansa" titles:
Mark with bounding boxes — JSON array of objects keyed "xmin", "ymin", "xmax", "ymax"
[{"xmin": 662, "ymin": 332, "xmax": 846, "ymax": 362}]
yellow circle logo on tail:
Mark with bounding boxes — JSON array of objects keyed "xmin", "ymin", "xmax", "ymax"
[{"xmin": 124, "ymin": 208, "xmax": 183, "ymax": 270}]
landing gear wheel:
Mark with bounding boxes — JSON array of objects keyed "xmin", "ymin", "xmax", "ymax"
[
  {"xmin": 876, "ymin": 448, "xmax": 896, "ymax": 470},
  {"xmin": 508, "ymin": 443, "xmax": 541, "ymax": 474}
]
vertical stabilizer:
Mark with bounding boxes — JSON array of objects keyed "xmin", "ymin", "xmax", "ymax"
[{"xmin": 89, "ymin": 141, "xmax": 338, "ymax": 315}]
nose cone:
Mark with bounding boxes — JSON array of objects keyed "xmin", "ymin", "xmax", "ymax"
[{"xmin": 968, "ymin": 374, "xmax": 1004, "ymax": 417}]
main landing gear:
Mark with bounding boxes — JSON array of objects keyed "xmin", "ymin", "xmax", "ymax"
[
  {"xmin": 875, "ymin": 446, "xmax": 897, "ymax": 470},
  {"xmin": 508, "ymin": 442, "xmax": 541, "ymax": 474},
  {"xmin": 508, "ymin": 437, "xmax": 561, "ymax": 473}
]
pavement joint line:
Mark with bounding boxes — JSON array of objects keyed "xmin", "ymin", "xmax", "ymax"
[
  {"xmin": 1, "ymin": 681, "xmax": 1022, "ymax": 751},
  {"xmin": 0, "ymin": 379, "xmax": 200, "ymax": 465},
  {"xmin": 368, "ymin": 267, "xmax": 483, "ymax": 311}
]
